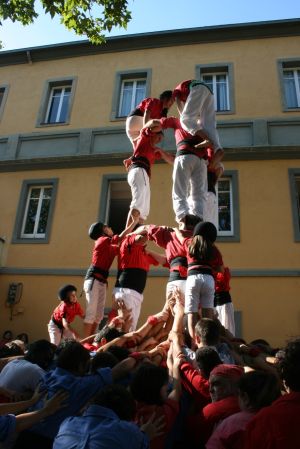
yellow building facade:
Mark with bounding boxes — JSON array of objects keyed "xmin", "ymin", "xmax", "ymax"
[{"xmin": 0, "ymin": 19, "xmax": 299, "ymax": 346}]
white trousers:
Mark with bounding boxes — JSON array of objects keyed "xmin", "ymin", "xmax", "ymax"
[
  {"xmin": 128, "ymin": 167, "xmax": 150, "ymax": 220},
  {"xmin": 113, "ymin": 287, "xmax": 143, "ymax": 331},
  {"xmin": 216, "ymin": 302, "xmax": 236, "ymax": 336},
  {"xmin": 166, "ymin": 280, "xmax": 187, "ymax": 301},
  {"xmin": 48, "ymin": 320, "xmax": 75, "ymax": 346},
  {"xmin": 126, "ymin": 116, "xmax": 143, "ymax": 143},
  {"xmin": 172, "ymin": 154, "xmax": 207, "ymax": 222},
  {"xmin": 203, "ymin": 191, "xmax": 218, "ymax": 229},
  {"xmin": 83, "ymin": 278, "xmax": 106, "ymax": 325},
  {"xmin": 180, "ymin": 84, "xmax": 221, "ymax": 150},
  {"xmin": 185, "ymin": 274, "xmax": 215, "ymax": 313}
]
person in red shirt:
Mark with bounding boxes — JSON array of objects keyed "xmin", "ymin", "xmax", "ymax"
[
  {"xmin": 125, "ymin": 91, "xmax": 174, "ymax": 143},
  {"xmin": 125, "ymin": 127, "xmax": 173, "ymax": 227},
  {"xmin": 145, "ymin": 116, "xmax": 208, "ymax": 225},
  {"xmin": 113, "ymin": 231, "xmax": 166, "ymax": 331},
  {"xmin": 83, "ymin": 219, "xmax": 137, "ymax": 338},
  {"xmin": 172, "ymin": 79, "xmax": 224, "ymax": 164},
  {"xmin": 48, "ymin": 285, "xmax": 84, "ymax": 346},
  {"xmin": 175, "ymin": 221, "xmax": 224, "ymax": 341},
  {"xmin": 214, "ymin": 266, "xmax": 235, "ymax": 336},
  {"xmin": 244, "ymin": 338, "xmax": 300, "ymax": 449}
]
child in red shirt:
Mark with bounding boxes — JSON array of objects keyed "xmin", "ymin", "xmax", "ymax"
[{"xmin": 48, "ymin": 285, "xmax": 84, "ymax": 346}]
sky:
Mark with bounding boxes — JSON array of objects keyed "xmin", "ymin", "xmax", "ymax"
[{"xmin": 1, "ymin": 0, "xmax": 300, "ymax": 51}]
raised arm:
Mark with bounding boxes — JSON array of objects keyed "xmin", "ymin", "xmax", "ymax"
[{"xmin": 156, "ymin": 148, "xmax": 175, "ymax": 165}]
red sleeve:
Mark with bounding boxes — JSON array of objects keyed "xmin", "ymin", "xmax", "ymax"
[
  {"xmin": 147, "ymin": 225, "xmax": 172, "ymax": 249},
  {"xmin": 147, "ymin": 253, "xmax": 160, "ymax": 266},
  {"xmin": 160, "ymin": 116, "xmax": 180, "ymax": 130},
  {"xmin": 111, "ymin": 235, "xmax": 120, "ymax": 245},
  {"xmin": 211, "ymin": 245, "xmax": 224, "ymax": 268},
  {"xmin": 143, "ymin": 98, "xmax": 157, "ymax": 111},
  {"xmin": 180, "ymin": 362, "xmax": 210, "ymax": 400},
  {"xmin": 75, "ymin": 302, "xmax": 85, "ymax": 318},
  {"xmin": 55, "ymin": 302, "xmax": 67, "ymax": 320}
]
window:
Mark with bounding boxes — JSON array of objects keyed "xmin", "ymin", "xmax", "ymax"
[
  {"xmin": 99, "ymin": 175, "xmax": 131, "ymax": 235},
  {"xmin": 196, "ymin": 64, "xmax": 235, "ymax": 114},
  {"xmin": 36, "ymin": 77, "xmax": 77, "ymax": 127},
  {"xmin": 0, "ymin": 85, "xmax": 9, "ymax": 121},
  {"xmin": 111, "ymin": 69, "xmax": 152, "ymax": 120},
  {"xmin": 118, "ymin": 78, "xmax": 146, "ymax": 117},
  {"xmin": 216, "ymin": 170, "xmax": 240, "ymax": 242},
  {"xmin": 278, "ymin": 60, "xmax": 300, "ymax": 111},
  {"xmin": 12, "ymin": 179, "xmax": 58, "ymax": 243},
  {"xmin": 289, "ymin": 169, "xmax": 300, "ymax": 241}
]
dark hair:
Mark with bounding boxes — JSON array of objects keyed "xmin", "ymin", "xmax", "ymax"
[
  {"xmin": 280, "ymin": 338, "xmax": 300, "ymax": 391},
  {"xmin": 93, "ymin": 384, "xmax": 136, "ymax": 421},
  {"xmin": 130, "ymin": 362, "xmax": 169, "ymax": 405},
  {"xmin": 58, "ymin": 284, "xmax": 77, "ymax": 302},
  {"xmin": 195, "ymin": 347, "xmax": 222, "ymax": 379},
  {"xmin": 107, "ymin": 345, "xmax": 130, "ymax": 362},
  {"xmin": 90, "ymin": 352, "xmax": 118, "ymax": 372},
  {"xmin": 2, "ymin": 330, "xmax": 13, "ymax": 340},
  {"xmin": 238, "ymin": 370, "xmax": 280, "ymax": 411},
  {"xmin": 94, "ymin": 326, "xmax": 124, "ymax": 344},
  {"xmin": 89, "ymin": 222, "xmax": 105, "ymax": 240},
  {"xmin": 57, "ymin": 341, "xmax": 90, "ymax": 373},
  {"xmin": 189, "ymin": 222, "xmax": 217, "ymax": 262},
  {"xmin": 159, "ymin": 90, "xmax": 173, "ymax": 101},
  {"xmin": 25, "ymin": 339, "xmax": 55, "ymax": 369},
  {"xmin": 184, "ymin": 214, "xmax": 201, "ymax": 230},
  {"xmin": 195, "ymin": 318, "xmax": 220, "ymax": 346},
  {"xmin": 16, "ymin": 333, "xmax": 29, "ymax": 344}
]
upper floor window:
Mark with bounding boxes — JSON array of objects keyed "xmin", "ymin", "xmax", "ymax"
[
  {"xmin": 216, "ymin": 170, "xmax": 240, "ymax": 242},
  {"xmin": 111, "ymin": 69, "xmax": 152, "ymax": 120},
  {"xmin": 0, "ymin": 85, "xmax": 9, "ymax": 121},
  {"xmin": 119, "ymin": 78, "xmax": 146, "ymax": 117},
  {"xmin": 45, "ymin": 85, "xmax": 72, "ymax": 124},
  {"xmin": 196, "ymin": 63, "xmax": 235, "ymax": 114},
  {"xmin": 36, "ymin": 77, "xmax": 77, "ymax": 127},
  {"xmin": 283, "ymin": 68, "xmax": 300, "ymax": 109},
  {"xmin": 289, "ymin": 169, "xmax": 300, "ymax": 241},
  {"xmin": 12, "ymin": 179, "xmax": 58, "ymax": 244}
]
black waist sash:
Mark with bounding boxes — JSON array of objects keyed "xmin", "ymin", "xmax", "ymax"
[
  {"xmin": 188, "ymin": 262, "xmax": 212, "ymax": 276},
  {"xmin": 128, "ymin": 108, "xmax": 143, "ymax": 117},
  {"xmin": 214, "ymin": 291, "xmax": 232, "ymax": 307},
  {"xmin": 115, "ymin": 268, "xmax": 147, "ymax": 294},
  {"xmin": 51, "ymin": 316, "xmax": 63, "ymax": 330},
  {"xmin": 85, "ymin": 265, "xmax": 109, "ymax": 283},
  {"xmin": 129, "ymin": 156, "xmax": 151, "ymax": 176}
]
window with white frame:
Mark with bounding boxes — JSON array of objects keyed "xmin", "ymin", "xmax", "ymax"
[
  {"xmin": 196, "ymin": 64, "xmax": 234, "ymax": 114},
  {"xmin": 289, "ymin": 169, "xmax": 300, "ymax": 241},
  {"xmin": 100, "ymin": 177, "xmax": 131, "ymax": 235},
  {"xmin": 37, "ymin": 77, "xmax": 76, "ymax": 127},
  {"xmin": 0, "ymin": 85, "xmax": 9, "ymax": 120},
  {"xmin": 201, "ymin": 72, "xmax": 230, "ymax": 112},
  {"xmin": 45, "ymin": 85, "xmax": 72, "ymax": 123},
  {"xmin": 216, "ymin": 177, "xmax": 234, "ymax": 236},
  {"xmin": 111, "ymin": 69, "xmax": 151, "ymax": 120},
  {"xmin": 118, "ymin": 78, "xmax": 147, "ymax": 117},
  {"xmin": 283, "ymin": 67, "xmax": 300, "ymax": 109},
  {"xmin": 12, "ymin": 179, "xmax": 58, "ymax": 243}
]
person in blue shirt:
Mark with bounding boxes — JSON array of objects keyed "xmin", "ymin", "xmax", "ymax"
[{"xmin": 53, "ymin": 383, "xmax": 160, "ymax": 449}]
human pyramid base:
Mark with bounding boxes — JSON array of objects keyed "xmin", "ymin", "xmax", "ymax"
[{"xmin": 0, "ymin": 80, "xmax": 299, "ymax": 448}]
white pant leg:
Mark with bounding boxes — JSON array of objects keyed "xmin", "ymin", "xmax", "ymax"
[
  {"xmin": 166, "ymin": 280, "xmax": 187, "ymax": 300},
  {"xmin": 128, "ymin": 167, "xmax": 150, "ymax": 220},
  {"xmin": 172, "ymin": 155, "xmax": 195, "ymax": 222},
  {"xmin": 48, "ymin": 321, "xmax": 62, "ymax": 346},
  {"xmin": 84, "ymin": 278, "xmax": 106, "ymax": 325},
  {"xmin": 188, "ymin": 157, "xmax": 207, "ymax": 219},
  {"xmin": 216, "ymin": 303, "xmax": 235, "ymax": 336},
  {"xmin": 126, "ymin": 116, "xmax": 143, "ymax": 142},
  {"xmin": 185, "ymin": 274, "xmax": 215, "ymax": 313},
  {"xmin": 113, "ymin": 287, "xmax": 143, "ymax": 331},
  {"xmin": 180, "ymin": 84, "xmax": 221, "ymax": 150},
  {"xmin": 203, "ymin": 191, "xmax": 218, "ymax": 229}
]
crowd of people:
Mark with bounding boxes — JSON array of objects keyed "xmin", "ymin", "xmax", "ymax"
[{"xmin": 0, "ymin": 79, "xmax": 299, "ymax": 448}]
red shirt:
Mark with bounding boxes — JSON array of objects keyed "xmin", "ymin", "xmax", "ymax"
[
  {"xmin": 132, "ymin": 128, "xmax": 161, "ymax": 175},
  {"xmin": 135, "ymin": 398, "xmax": 179, "ymax": 449},
  {"xmin": 91, "ymin": 235, "xmax": 119, "ymax": 271},
  {"xmin": 214, "ymin": 267, "xmax": 231, "ymax": 293},
  {"xmin": 173, "ymin": 80, "xmax": 192, "ymax": 102},
  {"xmin": 52, "ymin": 301, "xmax": 84, "ymax": 325},
  {"xmin": 180, "ymin": 361, "xmax": 211, "ymax": 409},
  {"xmin": 244, "ymin": 392, "xmax": 300, "ymax": 449},
  {"xmin": 183, "ymin": 239, "xmax": 224, "ymax": 272},
  {"xmin": 136, "ymin": 97, "xmax": 164, "ymax": 118},
  {"xmin": 118, "ymin": 234, "xmax": 159, "ymax": 272},
  {"xmin": 147, "ymin": 225, "xmax": 191, "ymax": 277}
]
